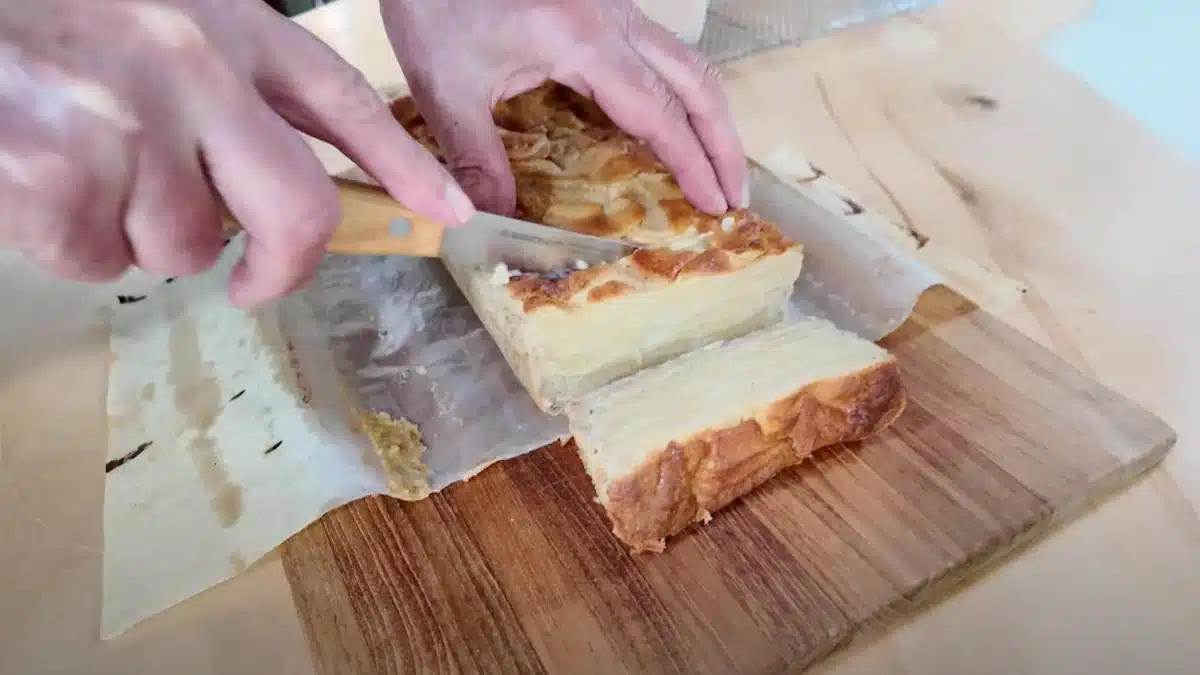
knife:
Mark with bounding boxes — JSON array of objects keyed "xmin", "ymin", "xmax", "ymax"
[{"xmin": 222, "ymin": 178, "xmax": 636, "ymax": 274}]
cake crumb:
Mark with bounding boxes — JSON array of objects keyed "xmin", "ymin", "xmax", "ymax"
[
  {"xmin": 720, "ymin": 216, "xmax": 735, "ymax": 232},
  {"xmin": 353, "ymin": 411, "xmax": 432, "ymax": 500},
  {"xmin": 489, "ymin": 263, "xmax": 512, "ymax": 286}
]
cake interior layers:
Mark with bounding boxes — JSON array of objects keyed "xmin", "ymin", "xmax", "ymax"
[
  {"xmin": 567, "ymin": 317, "xmax": 907, "ymax": 551},
  {"xmin": 447, "ymin": 246, "xmax": 804, "ymax": 412}
]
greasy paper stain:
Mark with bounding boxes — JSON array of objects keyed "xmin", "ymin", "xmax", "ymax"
[
  {"xmin": 250, "ymin": 310, "xmax": 311, "ymax": 408},
  {"xmin": 168, "ymin": 309, "xmax": 244, "ymax": 528},
  {"xmin": 140, "ymin": 383, "xmax": 155, "ymax": 401},
  {"xmin": 229, "ymin": 552, "xmax": 247, "ymax": 573},
  {"xmin": 932, "ymin": 161, "xmax": 981, "ymax": 207}
]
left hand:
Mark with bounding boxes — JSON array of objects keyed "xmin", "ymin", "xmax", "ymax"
[{"xmin": 379, "ymin": 0, "xmax": 747, "ymax": 218}]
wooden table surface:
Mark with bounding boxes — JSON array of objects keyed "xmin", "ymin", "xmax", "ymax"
[{"xmin": 2, "ymin": 1, "xmax": 1198, "ymax": 674}]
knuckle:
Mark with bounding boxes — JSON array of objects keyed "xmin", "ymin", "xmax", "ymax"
[
  {"xmin": 652, "ymin": 86, "xmax": 688, "ymax": 127},
  {"xmin": 530, "ymin": 4, "xmax": 593, "ymax": 39},
  {"xmin": 27, "ymin": 216, "xmax": 73, "ymax": 261},
  {"xmin": 696, "ymin": 60, "xmax": 725, "ymax": 97},
  {"xmin": 691, "ymin": 61, "xmax": 729, "ymax": 116},
  {"xmin": 700, "ymin": 60, "xmax": 724, "ymax": 86},
  {"xmin": 13, "ymin": 150, "xmax": 81, "ymax": 193},
  {"xmin": 67, "ymin": 243, "xmax": 132, "ymax": 281},
  {"xmin": 168, "ymin": 238, "xmax": 223, "ymax": 274},
  {"xmin": 26, "ymin": 212, "xmax": 129, "ymax": 282},
  {"xmin": 128, "ymin": 208, "xmax": 225, "ymax": 275},
  {"xmin": 6, "ymin": 159, "xmax": 88, "ymax": 252},
  {"xmin": 136, "ymin": 235, "xmax": 220, "ymax": 276},
  {"xmin": 668, "ymin": 51, "xmax": 725, "ymax": 116},
  {"xmin": 125, "ymin": 4, "xmax": 209, "ymax": 53},
  {"xmin": 123, "ymin": 4, "xmax": 236, "ymax": 87},
  {"xmin": 313, "ymin": 64, "xmax": 388, "ymax": 124},
  {"xmin": 60, "ymin": 79, "xmax": 139, "ymax": 131}
]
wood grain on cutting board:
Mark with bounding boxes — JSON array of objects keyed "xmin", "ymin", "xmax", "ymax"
[{"xmin": 281, "ymin": 285, "xmax": 1173, "ymax": 675}]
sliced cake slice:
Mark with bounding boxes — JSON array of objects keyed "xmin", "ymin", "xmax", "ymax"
[
  {"xmin": 565, "ymin": 317, "xmax": 907, "ymax": 553},
  {"xmin": 389, "ymin": 82, "xmax": 805, "ymax": 414}
]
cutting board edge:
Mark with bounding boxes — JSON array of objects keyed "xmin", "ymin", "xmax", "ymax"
[
  {"xmin": 796, "ymin": 435, "xmax": 1173, "ymax": 675},
  {"xmin": 902, "ymin": 285, "xmax": 1181, "ymax": 455}
]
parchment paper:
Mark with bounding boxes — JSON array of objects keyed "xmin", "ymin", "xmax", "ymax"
[{"xmin": 100, "ymin": 145, "xmax": 1021, "ymax": 638}]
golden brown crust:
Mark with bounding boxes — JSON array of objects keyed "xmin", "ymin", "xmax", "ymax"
[
  {"xmin": 388, "ymin": 83, "xmax": 801, "ymax": 312},
  {"xmin": 586, "ymin": 280, "xmax": 633, "ymax": 303},
  {"xmin": 597, "ymin": 358, "xmax": 908, "ymax": 553}
]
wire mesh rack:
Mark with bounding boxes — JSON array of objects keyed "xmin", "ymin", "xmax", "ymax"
[{"xmin": 697, "ymin": 0, "xmax": 939, "ymax": 63}]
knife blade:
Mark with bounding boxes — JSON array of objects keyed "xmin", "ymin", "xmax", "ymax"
[
  {"xmin": 222, "ymin": 178, "xmax": 636, "ymax": 274},
  {"xmin": 435, "ymin": 210, "xmax": 637, "ymax": 275}
]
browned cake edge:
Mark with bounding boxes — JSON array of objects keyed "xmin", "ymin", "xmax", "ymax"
[
  {"xmin": 586, "ymin": 358, "xmax": 907, "ymax": 553},
  {"xmin": 386, "ymin": 86, "xmax": 802, "ymax": 313}
]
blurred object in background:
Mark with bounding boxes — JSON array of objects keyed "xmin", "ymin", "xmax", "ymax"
[
  {"xmin": 699, "ymin": 0, "xmax": 940, "ymax": 63},
  {"xmin": 262, "ymin": 1, "xmax": 940, "ymax": 64}
]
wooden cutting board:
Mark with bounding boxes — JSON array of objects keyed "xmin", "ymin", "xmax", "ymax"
[
  {"xmin": 277, "ymin": 9, "xmax": 1181, "ymax": 675},
  {"xmin": 281, "ymin": 287, "xmax": 1173, "ymax": 675}
]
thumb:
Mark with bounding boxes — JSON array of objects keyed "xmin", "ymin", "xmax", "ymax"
[{"xmin": 408, "ymin": 82, "xmax": 516, "ymax": 216}]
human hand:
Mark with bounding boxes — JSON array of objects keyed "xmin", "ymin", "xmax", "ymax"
[
  {"xmin": 380, "ymin": 0, "xmax": 747, "ymax": 217},
  {"xmin": 0, "ymin": 0, "xmax": 474, "ymax": 306}
]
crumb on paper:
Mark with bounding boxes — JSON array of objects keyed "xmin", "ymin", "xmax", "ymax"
[
  {"xmin": 489, "ymin": 263, "xmax": 511, "ymax": 285},
  {"xmin": 489, "ymin": 263, "xmax": 524, "ymax": 285},
  {"xmin": 353, "ymin": 410, "xmax": 433, "ymax": 501}
]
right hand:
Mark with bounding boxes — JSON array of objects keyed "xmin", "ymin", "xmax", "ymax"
[
  {"xmin": 0, "ymin": 0, "xmax": 475, "ymax": 307},
  {"xmin": 381, "ymin": 0, "xmax": 748, "ymax": 218}
]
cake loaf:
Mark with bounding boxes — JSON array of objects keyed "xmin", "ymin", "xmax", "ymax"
[
  {"xmin": 389, "ymin": 83, "xmax": 805, "ymax": 414},
  {"xmin": 565, "ymin": 317, "xmax": 907, "ymax": 553}
]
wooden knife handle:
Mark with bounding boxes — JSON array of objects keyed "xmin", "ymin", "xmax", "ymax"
[{"xmin": 221, "ymin": 178, "xmax": 447, "ymax": 257}]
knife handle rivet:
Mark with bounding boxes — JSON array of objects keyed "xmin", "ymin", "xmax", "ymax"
[{"xmin": 389, "ymin": 218, "xmax": 412, "ymax": 237}]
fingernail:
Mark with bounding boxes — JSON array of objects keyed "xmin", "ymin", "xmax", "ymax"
[
  {"xmin": 445, "ymin": 183, "xmax": 476, "ymax": 224},
  {"xmin": 738, "ymin": 179, "xmax": 751, "ymax": 209}
]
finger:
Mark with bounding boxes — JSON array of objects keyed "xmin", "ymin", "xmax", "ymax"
[
  {"xmin": 123, "ymin": 128, "xmax": 227, "ymax": 277},
  {"xmin": 403, "ymin": 70, "xmax": 516, "ymax": 216},
  {"xmin": 572, "ymin": 45, "xmax": 728, "ymax": 214},
  {"xmin": 0, "ymin": 92, "xmax": 134, "ymax": 281},
  {"xmin": 195, "ymin": 84, "xmax": 341, "ymax": 308},
  {"xmin": 628, "ymin": 15, "xmax": 748, "ymax": 208},
  {"xmin": 250, "ymin": 16, "xmax": 475, "ymax": 225},
  {"xmin": 0, "ymin": 180, "xmax": 132, "ymax": 282}
]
